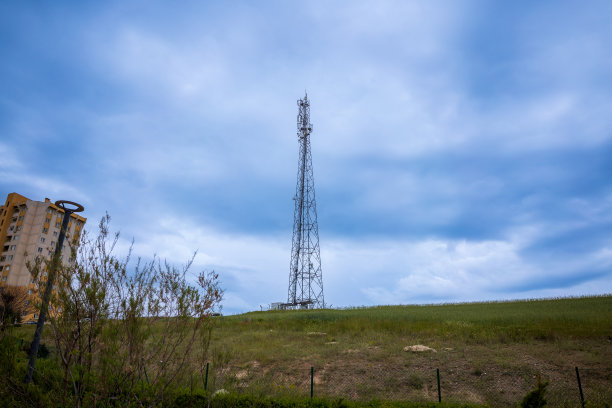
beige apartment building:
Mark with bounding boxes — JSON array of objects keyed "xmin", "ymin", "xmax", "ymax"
[{"xmin": 0, "ymin": 193, "xmax": 87, "ymax": 318}]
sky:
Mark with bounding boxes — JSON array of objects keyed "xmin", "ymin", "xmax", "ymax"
[{"xmin": 1, "ymin": 1, "xmax": 611, "ymax": 314}]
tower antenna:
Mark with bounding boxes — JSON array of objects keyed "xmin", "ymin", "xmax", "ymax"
[{"xmin": 286, "ymin": 92, "xmax": 324, "ymax": 309}]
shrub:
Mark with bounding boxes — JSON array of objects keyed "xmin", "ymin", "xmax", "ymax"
[
  {"xmin": 0, "ymin": 286, "xmax": 35, "ymax": 332},
  {"xmin": 519, "ymin": 376, "xmax": 548, "ymax": 408},
  {"xmin": 24, "ymin": 214, "xmax": 223, "ymax": 407}
]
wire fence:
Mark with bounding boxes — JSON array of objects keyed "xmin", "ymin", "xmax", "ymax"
[
  {"xmin": 201, "ymin": 362, "xmax": 612, "ymax": 407},
  {"xmin": 3, "ymin": 332, "xmax": 610, "ymax": 407}
]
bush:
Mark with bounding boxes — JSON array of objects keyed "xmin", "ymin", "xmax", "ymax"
[
  {"xmin": 0, "ymin": 286, "xmax": 35, "ymax": 331},
  {"xmin": 37, "ymin": 343, "xmax": 49, "ymax": 359},
  {"xmin": 172, "ymin": 391, "xmax": 209, "ymax": 408},
  {"xmin": 23, "ymin": 214, "xmax": 223, "ymax": 407},
  {"xmin": 519, "ymin": 376, "xmax": 548, "ymax": 408}
]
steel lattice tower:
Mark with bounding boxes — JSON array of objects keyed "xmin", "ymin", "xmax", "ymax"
[{"xmin": 287, "ymin": 93, "xmax": 324, "ymax": 309}]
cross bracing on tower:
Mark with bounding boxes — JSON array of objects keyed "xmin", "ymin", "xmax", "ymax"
[{"xmin": 286, "ymin": 93, "xmax": 324, "ymax": 309}]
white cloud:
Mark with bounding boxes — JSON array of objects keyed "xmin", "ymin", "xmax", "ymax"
[
  {"xmin": 2, "ymin": 1, "xmax": 612, "ymax": 315},
  {"xmin": 99, "ymin": 213, "xmax": 612, "ymax": 314}
]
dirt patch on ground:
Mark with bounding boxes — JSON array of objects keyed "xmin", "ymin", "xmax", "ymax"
[{"xmin": 213, "ymin": 340, "xmax": 611, "ymax": 407}]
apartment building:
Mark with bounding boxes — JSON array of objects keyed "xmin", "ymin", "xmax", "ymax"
[{"xmin": 0, "ymin": 193, "xmax": 87, "ymax": 302}]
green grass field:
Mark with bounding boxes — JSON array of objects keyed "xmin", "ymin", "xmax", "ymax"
[
  {"xmin": 8, "ymin": 295, "xmax": 611, "ymax": 407},
  {"xmin": 204, "ymin": 296, "xmax": 612, "ymax": 407}
]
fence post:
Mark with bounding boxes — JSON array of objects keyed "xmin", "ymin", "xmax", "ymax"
[
  {"xmin": 575, "ymin": 367, "xmax": 585, "ymax": 408},
  {"xmin": 437, "ymin": 368, "xmax": 441, "ymax": 403},
  {"xmin": 205, "ymin": 362, "xmax": 210, "ymax": 391},
  {"xmin": 310, "ymin": 366, "xmax": 314, "ymax": 399}
]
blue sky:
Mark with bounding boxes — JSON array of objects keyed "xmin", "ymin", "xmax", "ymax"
[{"xmin": 1, "ymin": 1, "xmax": 611, "ymax": 314}]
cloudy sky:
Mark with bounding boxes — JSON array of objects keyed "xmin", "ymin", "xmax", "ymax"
[{"xmin": 1, "ymin": 1, "xmax": 611, "ymax": 314}]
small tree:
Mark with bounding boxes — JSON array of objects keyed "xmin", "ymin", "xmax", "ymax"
[
  {"xmin": 27, "ymin": 214, "xmax": 223, "ymax": 407},
  {"xmin": 0, "ymin": 285, "xmax": 36, "ymax": 332}
]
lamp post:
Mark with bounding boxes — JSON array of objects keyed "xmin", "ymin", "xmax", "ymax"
[{"xmin": 25, "ymin": 200, "xmax": 84, "ymax": 384}]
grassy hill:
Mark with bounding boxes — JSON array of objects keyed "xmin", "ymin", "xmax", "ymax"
[
  {"xmin": 204, "ymin": 296, "xmax": 612, "ymax": 407},
  {"xmin": 6, "ymin": 295, "xmax": 611, "ymax": 407}
]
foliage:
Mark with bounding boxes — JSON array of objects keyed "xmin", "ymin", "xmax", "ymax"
[
  {"xmin": 519, "ymin": 376, "xmax": 548, "ymax": 408},
  {"xmin": 203, "ymin": 393, "xmax": 485, "ymax": 408},
  {"xmin": 19, "ymin": 213, "xmax": 223, "ymax": 407},
  {"xmin": 0, "ymin": 285, "xmax": 35, "ymax": 332}
]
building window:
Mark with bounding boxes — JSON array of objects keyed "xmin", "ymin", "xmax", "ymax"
[
  {"xmin": 1, "ymin": 277, "xmax": 6, "ymax": 282},
  {"xmin": 6, "ymin": 255, "xmax": 12, "ymax": 261},
  {"xmin": 37, "ymin": 247, "xmax": 43, "ymax": 253},
  {"xmin": 4, "ymin": 265, "xmax": 10, "ymax": 271},
  {"xmin": 53, "ymin": 231, "xmax": 58, "ymax": 237},
  {"xmin": 46, "ymin": 217, "xmax": 51, "ymax": 223},
  {"xmin": 43, "ymin": 227, "xmax": 49, "ymax": 233},
  {"xmin": 40, "ymin": 237, "xmax": 46, "ymax": 243},
  {"xmin": 10, "ymin": 245, "xmax": 16, "ymax": 251},
  {"xmin": 18, "ymin": 215, "xmax": 24, "ymax": 221},
  {"xmin": 51, "ymin": 241, "xmax": 55, "ymax": 247},
  {"xmin": 47, "ymin": 208, "xmax": 53, "ymax": 214},
  {"xmin": 55, "ymin": 222, "xmax": 61, "ymax": 228},
  {"xmin": 16, "ymin": 226, "xmax": 21, "ymax": 231},
  {"xmin": 13, "ymin": 235, "xmax": 18, "ymax": 241},
  {"xmin": 0, "ymin": 256, "xmax": 5, "ymax": 262},
  {"xmin": 8, "ymin": 226, "xmax": 14, "ymax": 232}
]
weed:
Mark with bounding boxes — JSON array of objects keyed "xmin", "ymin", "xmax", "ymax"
[
  {"xmin": 519, "ymin": 376, "xmax": 548, "ymax": 408},
  {"xmin": 408, "ymin": 373, "xmax": 424, "ymax": 390}
]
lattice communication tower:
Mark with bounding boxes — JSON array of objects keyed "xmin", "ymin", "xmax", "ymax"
[{"xmin": 287, "ymin": 93, "xmax": 324, "ymax": 309}]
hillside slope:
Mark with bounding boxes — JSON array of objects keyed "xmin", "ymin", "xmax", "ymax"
[{"xmin": 206, "ymin": 296, "xmax": 612, "ymax": 407}]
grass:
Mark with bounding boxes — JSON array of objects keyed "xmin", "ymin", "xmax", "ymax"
[
  {"xmin": 204, "ymin": 296, "xmax": 612, "ymax": 407},
  {"xmin": 8, "ymin": 295, "xmax": 612, "ymax": 407}
]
